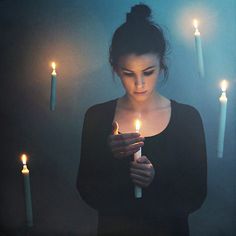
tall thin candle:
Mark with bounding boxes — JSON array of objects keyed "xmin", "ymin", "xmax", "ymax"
[
  {"xmin": 193, "ymin": 19, "xmax": 205, "ymax": 78},
  {"xmin": 217, "ymin": 80, "xmax": 228, "ymax": 158},
  {"xmin": 50, "ymin": 62, "xmax": 57, "ymax": 111},
  {"xmin": 21, "ymin": 154, "xmax": 33, "ymax": 227},
  {"xmin": 134, "ymin": 119, "xmax": 142, "ymax": 198}
]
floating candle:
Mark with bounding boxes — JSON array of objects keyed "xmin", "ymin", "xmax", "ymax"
[
  {"xmin": 217, "ymin": 80, "xmax": 228, "ymax": 158},
  {"xmin": 21, "ymin": 154, "xmax": 33, "ymax": 227},
  {"xmin": 50, "ymin": 62, "xmax": 57, "ymax": 111},
  {"xmin": 193, "ymin": 19, "xmax": 205, "ymax": 78}
]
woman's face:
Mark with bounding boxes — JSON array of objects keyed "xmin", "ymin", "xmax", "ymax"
[{"xmin": 116, "ymin": 53, "xmax": 161, "ymax": 102}]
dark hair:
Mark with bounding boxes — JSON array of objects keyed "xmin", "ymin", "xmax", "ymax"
[{"xmin": 109, "ymin": 4, "xmax": 169, "ymax": 79}]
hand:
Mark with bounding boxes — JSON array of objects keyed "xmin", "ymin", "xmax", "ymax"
[
  {"xmin": 130, "ymin": 155, "xmax": 155, "ymax": 188},
  {"xmin": 107, "ymin": 121, "xmax": 145, "ymax": 159}
]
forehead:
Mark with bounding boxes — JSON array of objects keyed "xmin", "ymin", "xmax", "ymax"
[{"xmin": 118, "ymin": 53, "xmax": 160, "ymax": 70}]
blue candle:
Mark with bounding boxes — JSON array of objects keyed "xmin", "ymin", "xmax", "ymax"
[
  {"xmin": 193, "ymin": 20, "xmax": 205, "ymax": 78},
  {"xmin": 50, "ymin": 62, "xmax": 57, "ymax": 111},
  {"xmin": 217, "ymin": 80, "xmax": 228, "ymax": 158},
  {"xmin": 21, "ymin": 154, "xmax": 33, "ymax": 227}
]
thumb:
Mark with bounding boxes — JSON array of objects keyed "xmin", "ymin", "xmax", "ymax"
[
  {"xmin": 112, "ymin": 121, "xmax": 119, "ymax": 135},
  {"xmin": 137, "ymin": 155, "xmax": 151, "ymax": 164}
]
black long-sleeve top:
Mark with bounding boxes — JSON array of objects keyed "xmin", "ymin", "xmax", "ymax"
[{"xmin": 77, "ymin": 99, "xmax": 207, "ymax": 236}]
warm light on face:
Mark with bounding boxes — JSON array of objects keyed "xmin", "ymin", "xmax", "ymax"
[
  {"xmin": 21, "ymin": 154, "xmax": 27, "ymax": 165},
  {"xmin": 135, "ymin": 119, "xmax": 141, "ymax": 133},
  {"xmin": 220, "ymin": 80, "xmax": 228, "ymax": 92}
]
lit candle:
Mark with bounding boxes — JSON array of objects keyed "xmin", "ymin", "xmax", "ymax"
[
  {"xmin": 193, "ymin": 19, "xmax": 205, "ymax": 78},
  {"xmin": 134, "ymin": 119, "xmax": 142, "ymax": 198},
  {"xmin": 50, "ymin": 62, "xmax": 57, "ymax": 111},
  {"xmin": 217, "ymin": 80, "xmax": 228, "ymax": 158},
  {"xmin": 21, "ymin": 154, "xmax": 33, "ymax": 227}
]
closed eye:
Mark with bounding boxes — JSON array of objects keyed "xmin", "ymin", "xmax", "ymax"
[
  {"xmin": 123, "ymin": 72, "xmax": 134, "ymax": 77},
  {"xmin": 144, "ymin": 70, "xmax": 155, "ymax": 76}
]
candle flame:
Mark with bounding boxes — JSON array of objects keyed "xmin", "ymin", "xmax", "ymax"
[
  {"xmin": 22, "ymin": 165, "xmax": 29, "ymax": 174},
  {"xmin": 21, "ymin": 154, "xmax": 29, "ymax": 174},
  {"xmin": 21, "ymin": 154, "xmax": 28, "ymax": 165},
  {"xmin": 135, "ymin": 119, "xmax": 141, "ymax": 133},
  {"xmin": 193, "ymin": 19, "xmax": 200, "ymax": 35},
  {"xmin": 52, "ymin": 62, "xmax": 56, "ymax": 70},
  {"xmin": 51, "ymin": 62, "xmax": 57, "ymax": 75},
  {"xmin": 193, "ymin": 19, "xmax": 199, "ymax": 29},
  {"xmin": 220, "ymin": 80, "xmax": 228, "ymax": 92}
]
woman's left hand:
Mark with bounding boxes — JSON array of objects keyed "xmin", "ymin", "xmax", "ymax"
[{"xmin": 130, "ymin": 155, "xmax": 155, "ymax": 188}]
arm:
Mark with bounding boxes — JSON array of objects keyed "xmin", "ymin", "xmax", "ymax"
[
  {"xmin": 173, "ymin": 107, "xmax": 207, "ymax": 215},
  {"xmin": 76, "ymin": 107, "xmax": 106, "ymax": 210}
]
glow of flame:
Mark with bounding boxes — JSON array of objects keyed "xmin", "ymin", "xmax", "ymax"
[
  {"xmin": 220, "ymin": 80, "xmax": 228, "ymax": 92},
  {"xmin": 52, "ymin": 62, "xmax": 56, "ymax": 70},
  {"xmin": 135, "ymin": 119, "xmax": 141, "ymax": 133},
  {"xmin": 193, "ymin": 19, "xmax": 199, "ymax": 29},
  {"xmin": 21, "ymin": 154, "xmax": 27, "ymax": 165},
  {"xmin": 51, "ymin": 62, "xmax": 57, "ymax": 75}
]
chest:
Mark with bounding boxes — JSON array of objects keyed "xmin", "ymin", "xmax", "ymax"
[{"xmin": 113, "ymin": 107, "xmax": 171, "ymax": 137}]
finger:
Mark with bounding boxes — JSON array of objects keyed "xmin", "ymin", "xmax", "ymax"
[
  {"xmin": 130, "ymin": 173, "xmax": 150, "ymax": 188},
  {"xmin": 108, "ymin": 134, "xmax": 144, "ymax": 148},
  {"xmin": 113, "ymin": 132, "xmax": 142, "ymax": 141},
  {"xmin": 130, "ymin": 167, "xmax": 152, "ymax": 178},
  {"xmin": 136, "ymin": 156, "xmax": 151, "ymax": 164},
  {"xmin": 111, "ymin": 139, "xmax": 144, "ymax": 151},
  {"xmin": 111, "ymin": 142, "xmax": 144, "ymax": 153},
  {"xmin": 113, "ymin": 145, "xmax": 144, "ymax": 159},
  {"xmin": 112, "ymin": 121, "xmax": 119, "ymax": 135},
  {"xmin": 130, "ymin": 162, "xmax": 153, "ymax": 171},
  {"xmin": 130, "ymin": 173, "xmax": 150, "ymax": 183}
]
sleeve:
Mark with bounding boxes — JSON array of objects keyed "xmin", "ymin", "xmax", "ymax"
[
  {"xmin": 172, "ymin": 107, "xmax": 207, "ymax": 215},
  {"xmin": 76, "ymin": 108, "xmax": 103, "ymax": 210},
  {"xmin": 76, "ymin": 107, "xmax": 114, "ymax": 211}
]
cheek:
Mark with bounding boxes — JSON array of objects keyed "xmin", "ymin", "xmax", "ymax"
[
  {"xmin": 147, "ymin": 74, "xmax": 158, "ymax": 87},
  {"xmin": 120, "ymin": 77, "xmax": 132, "ymax": 89}
]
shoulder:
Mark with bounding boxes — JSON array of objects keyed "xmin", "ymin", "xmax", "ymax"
[
  {"xmin": 172, "ymin": 100, "xmax": 201, "ymax": 117},
  {"xmin": 82, "ymin": 99, "xmax": 117, "ymax": 136},
  {"xmin": 171, "ymin": 100, "xmax": 203, "ymax": 127},
  {"xmin": 86, "ymin": 99, "xmax": 117, "ymax": 116}
]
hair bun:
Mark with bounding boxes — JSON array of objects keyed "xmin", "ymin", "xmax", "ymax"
[{"xmin": 126, "ymin": 4, "xmax": 152, "ymax": 23}]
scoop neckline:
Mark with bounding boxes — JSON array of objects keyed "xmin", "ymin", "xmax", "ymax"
[{"xmin": 112, "ymin": 98, "xmax": 174, "ymax": 139}]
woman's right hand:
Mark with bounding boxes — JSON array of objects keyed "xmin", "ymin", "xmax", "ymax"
[{"xmin": 107, "ymin": 121, "xmax": 145, "ymax": 159}]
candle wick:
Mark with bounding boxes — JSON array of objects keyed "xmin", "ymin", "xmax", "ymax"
[
  {"xmin": 52, "ymin": 69, "xmax": 57, "ymax": 75},
  {"xmin": 22, "ymin": 164, "xmax": 29, "ymax": 174}
]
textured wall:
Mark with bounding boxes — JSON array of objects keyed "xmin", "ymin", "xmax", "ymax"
[{"xmin": 1, "ymin": 0, "xmax": 235, "ymax": 235}]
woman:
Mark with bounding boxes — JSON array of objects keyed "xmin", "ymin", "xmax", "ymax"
[{"xmin": 77, "ymin": 4, "xmax": 207, "ymax": 236}]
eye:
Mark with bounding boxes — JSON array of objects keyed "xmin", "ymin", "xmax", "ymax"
[
  {"xmin": 144, "ymin": 70, "xmax": 154, "ymax": 76},
  {"xmin": 123, "ymin": 72, "xmax": 134, "ymax": 77}
]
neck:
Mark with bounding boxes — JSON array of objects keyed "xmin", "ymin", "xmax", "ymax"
[{"xmin": 121, "ymin": 92, "xmax": 163, "ymax": 113}]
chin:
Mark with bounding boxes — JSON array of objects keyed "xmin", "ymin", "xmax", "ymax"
[{"xmin": 132, "ymin": 94, "xmax": 149, "ymax": 102}]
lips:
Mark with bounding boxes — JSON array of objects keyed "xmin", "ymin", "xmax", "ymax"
[{"xmin": 134, "ymin": 91, "xmax": 147, "ymax": 94}]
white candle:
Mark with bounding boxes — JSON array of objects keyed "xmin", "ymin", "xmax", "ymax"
[
  {"xmin": 217, "ymin": 80, "xmax": 228, "ymax": 158},
  {"xmin": 193, "ymin": 19, "xmax": 205, "ymax": 78},
  {"xmin": 134, "ymin": 119, "xmax": 142, "ymax": 198},
  {"xmin": 21, "ymin": 154, "xmax": 33, "ymax": 227},
  {"xmin": 50, "ymin": 62, "xmax": 57, "ymax": 111}
]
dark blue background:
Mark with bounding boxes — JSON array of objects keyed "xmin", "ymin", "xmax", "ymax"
[{"xmin": 1, "ymin": 0, "xmax": 235, "ymax": 235}]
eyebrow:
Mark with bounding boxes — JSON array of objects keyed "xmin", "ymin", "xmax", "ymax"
[{"xmin": 121, "ymin": 65, "xmax": 156, "ymax": 72}]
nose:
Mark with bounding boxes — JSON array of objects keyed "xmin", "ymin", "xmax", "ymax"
[{"xmin": 135, "ymin": 75, "xmax": 145, "ymax": 88}]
